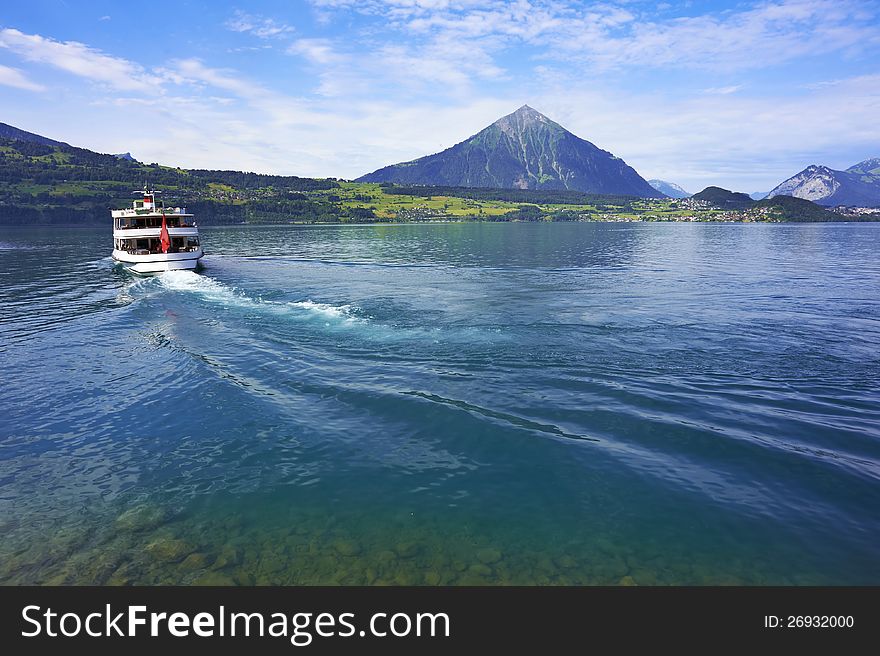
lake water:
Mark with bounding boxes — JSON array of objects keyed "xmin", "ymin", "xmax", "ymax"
[{"xmin": 1, "ymin": 222, "xmax": 878, "ymax": 585}]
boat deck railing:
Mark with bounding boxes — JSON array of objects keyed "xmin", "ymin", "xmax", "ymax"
[
  {"xmin": 124, "ymin": 246, "xmax": 202, "ymax": 255},
  {"xmin": 116, "ymin": 221, "xmax": 197, "ymax": 229}
]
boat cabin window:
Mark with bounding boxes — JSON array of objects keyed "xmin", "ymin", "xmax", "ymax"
[
  {"xmin": 118, "ymin": 237, "xmax": 199, "ymax": 254},
  {"xmin": 126, "ymin": 216, "xmax": 186, "ymax": 228}
]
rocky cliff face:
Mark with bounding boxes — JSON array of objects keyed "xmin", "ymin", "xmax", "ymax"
[
  {"xmin": 768, "ymin": 160, "xmax": 880, "ymax": 207},
  {"xmin": 649, "ymin": 179, "xmax": 689, "ymax": 198}
]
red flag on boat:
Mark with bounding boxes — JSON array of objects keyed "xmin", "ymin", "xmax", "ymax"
[{"xmin": 160, "ymin": 213, "xmax": 171, "ymax": 253}]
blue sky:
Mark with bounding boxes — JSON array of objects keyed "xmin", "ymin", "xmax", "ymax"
[{"xmin": 1, "ymin": 0, "xmax": 879, "ymax": 192}]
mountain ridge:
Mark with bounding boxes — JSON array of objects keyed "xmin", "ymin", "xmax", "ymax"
[
  {"xmin": 649, "ymin": 179, "xmax": 690, "ymax": 198},
  {"xmin": 358, "ymin": 105, "xmax": 663, "ymax": 198},
  {"xmin": 0, "ymin": 122, "xmax": 68, "ymax": 147},
  {"xmin": 768, "ymin": 159, "xmax": 880, "ymax": 207}
]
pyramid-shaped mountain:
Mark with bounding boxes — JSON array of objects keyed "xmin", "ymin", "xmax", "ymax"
[{"xmin": 357, "ymin": 105, "xmax": 663, "ymax": 197}]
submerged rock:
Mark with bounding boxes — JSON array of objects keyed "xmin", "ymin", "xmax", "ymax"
[
  {"xmin": 468, "ymin": 563, "xmax": 493, "ymax": 577},
  {"xmin": 107, "ymin": 562, "xmax": 138, "ymax": 586},
  {"xmin": 192, "ymin": 572, "xmax": 236, "ymax": 586},
  {"xmin": 424, "ymin": 571, "xmax": 441, "ymax": 585},
  {"xmin": 333, "ymin": 540, "xmax": 362, "ymax": 557},
  {"xmin": 180, "ymin": 553, "xmax": 210, "ymax": 571},
  {"xmin": 233, "ymin": 571, "xmax": 255, "ymax": 586},
  {"xmin": 115, "ymin": 505, "xmax": 168, "ymax": 533},
  {"xmin": 376, "ymin": 550, "xmax": 398, "ymax": 564},
  {"xmin": 457, "ymin": 573, "xmax": 488, "ymax": 585},
  {"xmin": 629, "ymin": 568, "xmax": 659, "ymax": 586},
  {"xmin": 211, "ymin": 546, "xmax": 242, "ymax": 570},
  {"xmin": 145, "ymin": 539, "xmax": 195, "ymax": 563},
  {"xmin": 476, "ymin": 548, "xmax": 502, "ymax": 565},
  {"xmin": 394, "ymin": 570, "xmax": 420, "ymax": 586},
  {"xmin": 395, "ymin": 542, "xmax": 421, "ymax": 558}
]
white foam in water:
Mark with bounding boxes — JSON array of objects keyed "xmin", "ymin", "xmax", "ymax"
[
  {"xmin": 288, "ymin": 300, "xmax": 357, "ymax": 322},
  {"xmin": 0, "ymin": 242, "xmax": 48, "ymax": 251},
  {"xmin": 157, "ymin": 271, "xmax": 361, "ymax": 325},
  {"xmin": 152, "ymin": 272, "xmax": 500, "ymax": 342},
  {"xmin": 159, "ymin": 270, "xmax": 230, "ymax": 295}
]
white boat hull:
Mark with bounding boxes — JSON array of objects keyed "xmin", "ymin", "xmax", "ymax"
[{"xmin": 112, "ymin": 249, "xmax": 204, "ymax": 274}]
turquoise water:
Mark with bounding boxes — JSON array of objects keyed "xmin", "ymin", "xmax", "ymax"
[{"xmin": 1, "ymin": 222, "xmax": 878, "ymax": 585}]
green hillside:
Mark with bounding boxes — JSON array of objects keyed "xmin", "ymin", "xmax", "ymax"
[
  {"xmin": 0, "ymin": 137, "xmax": 341, "ymax": 225},
  {"xmin": 753, "ymin": 195, "xmax": 839, "ymax": 222},
  {"xmin": 691, "ymin": 186, "xmax": 754, "ymax": 209},
  {"xmin": 0, "ymin": 133, "xmax": 873, "ymax": 225}
]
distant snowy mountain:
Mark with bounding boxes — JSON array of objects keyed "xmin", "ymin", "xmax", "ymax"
[
  {"xmin": 749, "ymin": 191, "xmax": 768, "ymax": 200},
  {"xmin": 114, "ymin": 152, "xmax": 137, "ymax": 162},
  {"xmin": 648, "ymin": 179, "xmax": 690, "ymax": 198},
  {"xmin": 767, "ymin": 159, "xmax": 880, "ymax": 207}
]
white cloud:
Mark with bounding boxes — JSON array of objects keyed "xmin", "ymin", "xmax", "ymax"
[
  {"xmin": 225, "ymin": 11, "xmax": 294, "ymax": 39},
  {"xmin": 171, "ymin": 58, "xmax": 267, "ymax": 97},
  {"xmin": 3, "ymin": 3, "xmax": 879, "ymax": 192},
  {"xmin": 0, "ymin": 28, "xmax": 151, "ymax": 91},
  {"xmin": 309, "ymin": 0, "xmax": 879, "ymax": 73},
  {"xmin": 703, "ymin": 85, "xmax": 744, "ymax": 95},
  {"xmin": 287, "ymin": 38, "xmax": 347, "ymax": 65},
  {"xmin": 371, "ymin": 34, "xmax": 506, "ymax": 94},
  {"xmin": 0, "ymin": 63, "xmax": 45, "ymax": 92},
  {"xmin": 525, "ymin": 79, "xmax": 880, "ymax": 192},
  {"xmin": 562, "ymin": 0, "xmax": 878, "ymax": 72}
]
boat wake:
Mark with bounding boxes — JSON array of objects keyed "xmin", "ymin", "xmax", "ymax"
[
  {"xmin": 144, "ymin": 270, "xmax": 504, "ymax": 345},
  {"xmin": 0, "ymin": 241, "xmax": 50, "ymax": 251},
  {"xmin": 288, "ymin": 299, "xmax": 357, "ymax": 321},
  {"xmin": 155, "ymin": 270, "xmax": 362, "ymax": 326}
]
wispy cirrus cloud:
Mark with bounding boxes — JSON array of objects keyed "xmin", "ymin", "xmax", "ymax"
[
  {"xmin": 703, "ymin": 85, "xmax": 744, "ymax": 95},
  {"xmin": 562, "ymin": 0, "xmax": 880, "ymax": 72},
  {"xmin": 0, "ymin": 28, "xmax": 151, "ymax": 91},
  {"xmin": 171, "ymin": 58, "xmax": 267, "ymax": 97},
  {"xmin": 225, "ymin": 10, "xmax": 294, "ymax": 38},
  {"xmin": 310, "ymin": 0, "xmax": 879, "ymax": 73},
  {"xmin": 287, "ymin": 38, "xmax": 347, "ymax": 65}
]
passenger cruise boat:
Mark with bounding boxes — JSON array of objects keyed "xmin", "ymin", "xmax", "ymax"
[{"xmin": 111, "ymin": 189, "xmax": 203, "ymax": 274}]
